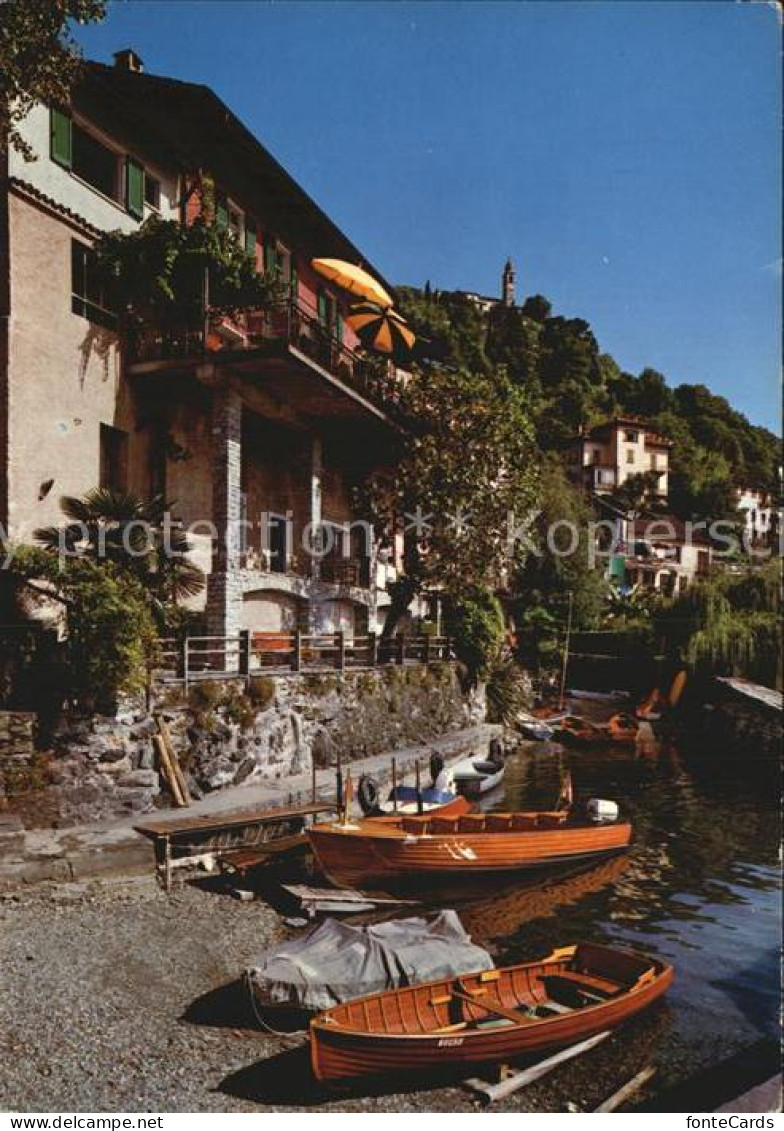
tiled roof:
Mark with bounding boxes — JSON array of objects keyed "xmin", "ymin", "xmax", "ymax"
[
  {"xmin": 8, "ymin": 176, "xmax": 102, "ymax": 239},
  {"xmin": 75, "ymin": 62, "xmax": 395, "ymax": 296}
]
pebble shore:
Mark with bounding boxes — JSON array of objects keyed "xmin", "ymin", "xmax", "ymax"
[{"xmin": 0, "ymin": 874, "xmax": 658, "ymax": 1114}]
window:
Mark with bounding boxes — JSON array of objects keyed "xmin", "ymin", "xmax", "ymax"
[
  {"xmin": 144, "ymin": 173, "xmax": 161, "ymax": 210},
  {"xmin": 624, "ymin": 430, "xmax": 639, "ymax": 443},
  {"xmin": 626, "ymin": 449, "xmax": 635, "ymax": 464},
  {"xmin": 71, "ymin": 240, "xmax": 116, "ymax": 329},
  {"xmin": 228, "ymin": 204, "xmax": 244, "ymax": 243},
  {"xmin": 317, "ymin": 289, "xmax": 338, "ymax": 332},
  {"xmin": 72, "ymin": 123, "xmax": 119, "ymax": 200},
  {"xmin": 265, "ymin": 239, "xmax": 291, "ymax": 280},
  {"xmin": 100, "ymin": 424, "xmax": 128, "ymax": 493},
  {"xmin": 650, "ymin": 453, "xmax": 658, "ymax": 470},
  {"xmin": 266, "ymin": 515, "xmax": 289, "ymax": 573}
]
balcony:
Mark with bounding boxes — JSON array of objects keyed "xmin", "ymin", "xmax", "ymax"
[
  {"xmin": 585, "ymin": 465, "xmax": 617, "ymax": 490},
  {"xmin": 125, "ymin": 300, "xmax": 404, "ymax": 420},
  {"xmin": 319, "ymin": 557, "xmax": 371, "ymax": 588}
]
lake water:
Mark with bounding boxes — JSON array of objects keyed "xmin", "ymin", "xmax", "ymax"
[{"xmin": 405, "ymin": 728, "xmax": 781, "ymax": 1110}]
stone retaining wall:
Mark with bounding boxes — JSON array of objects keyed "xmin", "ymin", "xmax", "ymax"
[{"xmin": 14, "ymin": 663, "xmax": 482, "ymax": 827}]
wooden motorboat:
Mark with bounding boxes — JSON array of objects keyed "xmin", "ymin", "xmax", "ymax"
[
  {"xmin": 606, "ymin": 713, "xmax": 639, "ymax": 744},
  {"xmin": 307, "ymin": 805, "xmax": 631, "ymax": 889},
  {"xmin": 636, "ymin": 688, "xmax": 663, "ymax": 721},
  {"xmin": 553, "ymin": 716, "xmax": 607, "ymax": 747},
  {"xmin": 309, "ymin": 941, "xmax": 673, "ymax": 1082}
]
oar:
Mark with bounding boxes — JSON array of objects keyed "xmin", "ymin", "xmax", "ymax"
[{"xmin": 448, "ymin": 989, "xmax": 533, "ymax": 1027}]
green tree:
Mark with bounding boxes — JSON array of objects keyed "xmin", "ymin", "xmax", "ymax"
[
  {"xmin": 444, "ymin": 585, "xmax": 505, "ymax": 680},
  {"xmin": 362, "ymin": 363, "xmax": 539, "ymax": 637},
  {"xmin": 656, "ymin": 562, "xmax": 781, "ymax": 688},
  {"xmin": 0, "ymin": 0, "xmax": 106, "ymax": 160},
  {"xmin": 7, "ymin": 547, "xmax": 158, "ymax": 712},
  {"xmin": 34, "ymin": 487, "xmax": 204, "ymax": 624},
  {"xmin": 511, "ymin": 455, "xmax": 605, "ymax": 666}
]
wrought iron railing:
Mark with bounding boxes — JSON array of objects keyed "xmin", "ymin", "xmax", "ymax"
[
  {"xmin": 318, "ymin": 557, "xmax": 371, "ymax": 588},
  {"xmin": 126, "ymin": 301, "xmax": 403, "ymax": 412}
]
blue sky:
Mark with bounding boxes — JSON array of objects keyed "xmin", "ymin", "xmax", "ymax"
[{"xmin": 76, "ymin": 2, "xmax": 781, "ymax": 432}]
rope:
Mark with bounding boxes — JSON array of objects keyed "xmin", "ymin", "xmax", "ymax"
[{"xmin": 244, "ymin": 968, "xmax": 308, "ymax": 1038}]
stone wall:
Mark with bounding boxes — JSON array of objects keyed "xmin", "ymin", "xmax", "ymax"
[{"xmin": 15, "ymin": 663, "xmax": 478, "ymax": 827}]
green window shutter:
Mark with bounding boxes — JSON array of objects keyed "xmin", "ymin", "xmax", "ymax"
[
  {"xmin": 215, "ymin": 196, "xmax": 229, "ymax": 229},
  {"xmin": 335, "ymin": 310, "xmax": 343, "ymax": 343},
  {"xmin": 50, "ymin": 107, "xmax": 72, "ymax": 169},
  {"xmin": 244, "ymin": 217, "xmax": 257, "ymax": 258},
  {"xmin": 317, "ymin": 290, "xmax": 328, "ymax": 327},
  {"xmin": 264, "ymin": 242, "xmax": 277, "ymax": 275},
  {"xmin": 125, "ymin": 158, "xmax": 145, "ymax": 219},
  {"xmin": 290, "ymin": 262, "xmax": 299, "ymax": 304}
]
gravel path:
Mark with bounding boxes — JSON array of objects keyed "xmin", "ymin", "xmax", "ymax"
[{"xmin": 0, "ymin": 876, "xmax": 658, "ymax": 1113}]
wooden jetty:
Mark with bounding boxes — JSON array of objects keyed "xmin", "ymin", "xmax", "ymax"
[{"xmin": 134, "ymin": 799, "xmax": 333, "ymax": 889}]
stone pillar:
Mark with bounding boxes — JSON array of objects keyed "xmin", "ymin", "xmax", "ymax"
[
  {"xmin": 305, "ymin": 436, "xmax": 323, "ymax": 633},
  {"xmin": 206, "ymin": 385, "xmax": 243, "ymax": 657}
]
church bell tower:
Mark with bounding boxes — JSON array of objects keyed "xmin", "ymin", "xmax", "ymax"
[{"xmin": 502, "ymin": 258, "xmax": 516, "ymax": 307}]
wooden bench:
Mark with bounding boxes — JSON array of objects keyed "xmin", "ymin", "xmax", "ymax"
[
  {"xmin": 134, "ymin": 800, "xmax": 333, "ymax": 888},
  {"xmin": 542, "ymin": 970, "xmax": 621, "ymax": 1005}
]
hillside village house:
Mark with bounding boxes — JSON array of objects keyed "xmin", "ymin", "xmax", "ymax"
[
  {"xmin": 0, "ymin": 50, "xmax": 408, "ymax": 647},
  {"xmin": 566, "ymin": 417, "xmax": 716, "ymax": 594},
  {"xmin": 734, "ymin": 484, "xmax": 778, "ymax": 550},
  {"xmin": 567, "ymin": 417, "xmax": 671, "ymax": 499}
]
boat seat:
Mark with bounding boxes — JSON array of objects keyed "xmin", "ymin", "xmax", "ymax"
[
  {"xmin": 430, "ymin": 816, "xmax": 460, "ymax": 834},
  {"xmin": 536, "ymin": 813, "xmax": 568, "ymax": 829},
  {"xmin": 471, "ymin": 760, "xmax": 498, "ymax": 775},
  {"xmin": 457, "ymin": 815, "xmax": 486, "ymax": 833},
  {"xmin": 535, "ymin": 1000, "xmax": 574, "ymax": 1016},
  {"xmin": 541, "ymin": 970, "xmax": 621, "ymax": 1006},
  {"xmin": 401, "ymin": 817, "xmax": 429, "ymax": 834},
  {"xmin": 511, "ymin": 814, "xmax": 537, "ymax": 831},
  {"xmin": 486, "ymin": 814, "xmax": 512, "ymax": 832}
]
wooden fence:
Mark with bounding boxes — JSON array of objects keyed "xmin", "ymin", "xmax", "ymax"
[{"xmin": 155, "ymin": 631, "xmax": 454, "ymax": 687}]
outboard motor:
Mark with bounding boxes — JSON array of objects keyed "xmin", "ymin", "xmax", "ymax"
[{"xmin": 587, "ymin": 798, "xmax": 619, "ymax": 824}]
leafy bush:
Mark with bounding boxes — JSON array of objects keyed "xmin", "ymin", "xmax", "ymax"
[
  {"xmin": 6, "ymin": 548, "xmax": 158, "ymax": 713},
  {"xmin": 187, "ymin": 680, "xmax": 224, "ymax": 713},
  {"xmin": 247, "ymin": 675, "xmax": 276, "ymax": 710},
  {"xmin": 445, "ymin": 586, "xmax": 505, "ymax": 681},
  {"xmin": 486, "ymin": 659, "xmax": 531, "ymax": 725}
]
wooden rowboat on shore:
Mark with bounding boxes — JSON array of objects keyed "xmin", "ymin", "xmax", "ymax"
[
  {"xmin": 307, "ymin": 805, "xmax": 631, "ymax": 889},
  {"xmin": 309, "ymin": 941, "xmax": 673, "ymax": 1082}
]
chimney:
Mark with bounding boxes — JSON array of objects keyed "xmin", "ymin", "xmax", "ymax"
[{"xmin": 113, "ymin": 49, "xmax": 144, "ymax": 73}]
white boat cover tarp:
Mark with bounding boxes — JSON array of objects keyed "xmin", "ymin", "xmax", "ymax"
[{"xmin": 247, "ymin": 909, "xmax": 494, "ymax": 1013}]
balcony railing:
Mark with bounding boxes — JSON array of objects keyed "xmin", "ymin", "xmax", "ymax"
[
  {"xmin": 126, "ymin": 300, "xmax": 403, "ymax": 412},
  {"xmin": 155, "ymin": 631, "xmax": 455, "ymax": 685},
  {"xmin": 319, "ymin": 557, "xmax": 371, "ymax": 588}
]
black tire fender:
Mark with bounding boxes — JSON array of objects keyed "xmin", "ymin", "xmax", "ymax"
[{"xmin": 357, "ymin": 774, "xmax": 380, "ymax": 816}]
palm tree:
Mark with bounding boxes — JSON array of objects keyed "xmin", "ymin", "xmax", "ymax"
[{"xmin": 35, "ymin": 488, "xmax": 205, "ymax": 622}]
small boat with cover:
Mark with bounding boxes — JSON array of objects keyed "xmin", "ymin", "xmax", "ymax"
[{"xmin": 309, "ymin": 941, "xmax": 673, "ymax": 1082}]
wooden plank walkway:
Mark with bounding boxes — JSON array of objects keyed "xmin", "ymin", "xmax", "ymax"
[{"xmin": 134, "ymin": 800, "xmax": 334, "ymax": 889}]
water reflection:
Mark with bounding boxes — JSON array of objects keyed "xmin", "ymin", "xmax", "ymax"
[{"xmin": 473, "ymin": 733, "xmax": 781, "ymax": 1097}]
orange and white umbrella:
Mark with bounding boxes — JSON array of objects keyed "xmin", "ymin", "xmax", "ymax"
[
  {"xmin": 311, "ymin": 258, "xmax": 393, "ymax": 308},
  {"xmin": 345, "ymin": 300, "xmax": 416, "ymax": 356}
]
